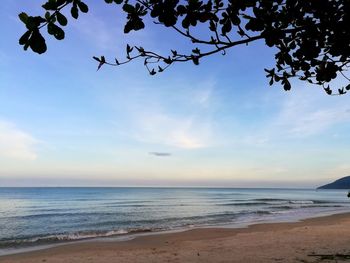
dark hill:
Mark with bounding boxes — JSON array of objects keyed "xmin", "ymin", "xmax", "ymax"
[{"xmin": 318, "ymin": 176, "xmax": 350, "ymax": 189}]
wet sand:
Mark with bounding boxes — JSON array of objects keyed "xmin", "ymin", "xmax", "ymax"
[{"xmin": 2, "ymin": 212, "xmax": 350, "ymax": 262}]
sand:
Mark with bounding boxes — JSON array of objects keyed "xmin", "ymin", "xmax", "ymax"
[{"xmin": 2, "ymin": 212, "xmax": 350, "ymax": 263}]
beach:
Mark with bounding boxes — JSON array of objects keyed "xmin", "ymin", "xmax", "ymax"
[{"xmin": 2, "ymin": 212, "xmax": 350, "ymax": 263}]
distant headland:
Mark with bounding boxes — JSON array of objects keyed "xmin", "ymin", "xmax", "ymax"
[{"xmin": 318, "ymin": 176, "xmax": 350, "ymax": 189}]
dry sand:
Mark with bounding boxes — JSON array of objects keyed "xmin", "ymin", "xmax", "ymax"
[{"xmin": 2, "ymin": 212, "xmax": 350, "ymax": 263}]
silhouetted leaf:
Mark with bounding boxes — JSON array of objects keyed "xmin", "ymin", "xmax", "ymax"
[
  {"xmin": 77, "ymin": 2, "xmax": 89, "ymax": 13},
  {"xmin": 126, "ymin": 44, "xmax": 133, "ymax": 54},
  {"xmin": 338, "ymin": 88, "xmax": 346, "ymax": 95},
  {"xmin": 97, "ymin": 56, "xmax": 106, "ymax": 70},
  {"xmin": 45, "ymin": 11, "xmax": 51, "ymax": 21},
  {"xmin": 18, "ymin": 12, "xmax": 28, "ymax": 24},
  {"xmin": 163, "ymin": 57, "xmax": 172, "ymax": 64},
  {"xmin": 71, "ymin": 5, "xmax": 79, "ymax": 19},
  {"xmin": 29, "ymin": 29, "xmax": 47, "ymax": 54},
  {"xmin": 324, "ymin": 86, "xmax": 332, "ymax": 95},
  {"xmin": 171, "ymin": 50, "xmax": 177, "ymax": 57},
  {"xmin": 56, "ymin": 12, "xmax": 67, "ymax": 26},
  {"xmin": 192, "ymin": 48, "xmax": 200, "ymax": 55},
  {"xmin": 19, "ymin": 31, "xmax": 31, "ymax": 45},
  {"xmin": 48, "ymin": 23, "xmax": 65, "ymax": 40},
  {"xmin": 42, "ymin": 1, "xmax": 57, "ymax": 10},
  {"xmin": 123, "ymin": 4, "xmax": 134, "ymax": 13}
]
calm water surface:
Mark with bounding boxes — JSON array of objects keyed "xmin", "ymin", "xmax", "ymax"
[{"xmin": 0, "ymin": 187, "xmax": 349, "ymax": 251}]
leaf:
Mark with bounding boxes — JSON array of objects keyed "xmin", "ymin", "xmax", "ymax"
[
  {"xmin": 93, "ymin": 56, "xmax": 101, "ymax": 62},
  {"xmin": 264, "ymin": 68, "xmax": 275, "ymax": 77},
  {"xmin": 24, "ymin": 42, "xmax": 30, "ymax": 51},
  {"xmin": 345, "ymin": 84, "xmax": 350, "ymax": 91},
  {"xmin": 77, "ymin": 2, "xmax": 89, "ymax": 13},
  {"xmin": 47, "ymin": 23, "xmax": 65, "ymax": 40},
  {"xmin": 123, "ymin": 4, "xmax": 134, "ymax": 13},
  {"xmin": 209, "ymin": 20, "xmax": 216, "ymax": 31},
  {"xmin": 324, "ymin": 86, "xmax": 332, "ymax": 95},
  {"xmin": 338, "ymin": 88, "xmax": 346, "ymax": 95},
  {"xmin": 29, "ymin": 29, "xmax": 47, "ymax": 54},
  {"xmin": 171, "ymin": 50, "xmax": 177, "ymax": 57},
  {"xmin": 54, "ymin": 27, "xmax": 65, "ymax": 40},
  {"xmin": 163, "ymin": 57, "xmax": 172, "ymax": 64},
  {"xmin": 135, "ymin": 46, "xmax": 144, "ymax": 53},
  {"xmin": 97, "ymin": 56, "xmax": 106, "ymax": 71},
  {"xmin": 237, "ymin": 27, "xmax": 245, "ymax": 36},
  {"xmin": 71, "ymin": 5, "xmax": 79, "ymax": 19},
  {"xmin": 150, "ymin": 69, "xmax": 156, "ymax": 75},
  {"xmin": 282, "ymin": 78, "xmax": 291, "ymax": 91},
  {"xmin": 56, "ymin": 12, "xmax": 68, "ymax": 26},
  {"xmin": 192, "ymin": 48, "xmax": 200, "ymax": 55},
  {"xmin": 18, "ymin": 12, "xmax": 28, "ymax": 24},
  {"xmin": 42, "ymin": 1, "xmax": 57, "ymax": 10},
  {"xmin": 25, "ymin": 16, "xmax": 46, "ymax": 30},
  {"xmin": 192, "ymin": 56, "xmax": 199, "ymax": 65},
  {"xmin": 221, "ymin": 21, "xmax": 232, "ymax": 35},
  {"xmin": 126, "ymin": 44, "xmax": 133, "ymax": 54},
  {"xmin": 45, "ymin": 11, "xmax": 51, "ymax": 21},
  {"xmin": 19, "ymin": 31, "xmax": 31, "ymax": 45}
]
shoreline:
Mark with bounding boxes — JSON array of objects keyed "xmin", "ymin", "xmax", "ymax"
[
  {"xmin": 2, "ymin": 211, "xmax": 350, "ymax": 262},
  {"xmin": 1, "ymin": 208, "xmax": 349, "ymax": 257}
]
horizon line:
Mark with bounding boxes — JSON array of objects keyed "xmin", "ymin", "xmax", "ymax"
[{"xmin": 0, "ymin": 185, "xmax": 321, "ymax": 189}]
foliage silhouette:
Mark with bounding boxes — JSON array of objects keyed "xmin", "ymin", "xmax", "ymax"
[{"xmin": 18, "ymin": 0, "xmax": 350, "ymax": 95}]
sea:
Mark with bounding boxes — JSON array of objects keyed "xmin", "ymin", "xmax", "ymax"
[{"xmin": 0, "ymin": 187, "xmax": 349, "ymax": 255}]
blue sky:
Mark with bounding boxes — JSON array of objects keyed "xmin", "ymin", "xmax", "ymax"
[{"xmin": 0, "ymin": 1, "xmax": 350, "ymax": 187}]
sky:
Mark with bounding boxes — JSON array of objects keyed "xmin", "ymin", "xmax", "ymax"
[{"xmin": 0, "ymin": 1, "xmax": 350, "ymax": 187}]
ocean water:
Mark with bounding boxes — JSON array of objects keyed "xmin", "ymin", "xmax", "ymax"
[{"xmin": 0, "ymin": 187, "xmax": 349, "ymax": 252}]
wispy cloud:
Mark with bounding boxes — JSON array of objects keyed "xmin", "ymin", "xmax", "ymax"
[
  {"xmin": 191, "ymin": 79, "xmax": 215, "ymax": 108},
  {"xmin": 71, "ymin": 10, "xmax": 155, "ymax": 53},
  {"xmin": 238, "ymin": 88, "xmax": 350, "ymax": 145},
  {"xmin": 0, "ymin": 121, "xmax": 38, "ymax": 160},
  {"xmin": 102, "ymin": 76, "xmax": 217, "ymax": 149},
  {"xmin": 72, "ymin": 13, "xmax": 119, "ymax": 51},
  {"xmin": 275, "ymin": 91, "xmax": 350, "ymax": 137},
  {"xmin": 133, "ymin": 111, "xmax": 212, "ymax": 149}
]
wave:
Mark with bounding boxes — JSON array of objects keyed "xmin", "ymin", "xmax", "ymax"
[
  {"xmin": 104, "ymin": 203, "xmax": 193, "ymax": 208},
  {"xmin": 2, "ymin": 211, "xmax": 122, "ymax": 221},
  {"xmin": 0, "ymin": 210, "xmax": 275, "ymax": 248},
  {"xmin": 222, "ymin": 202, "xmax": 268, "ymax": 206},
  {"xmin": 253, "ymin": 198, "xmax": 288, "ymax": 202},
  {"xmin": 222, "ymin": 200, "xmax": 317, "ymax": 206},
  {"xmin": 268, "ymin": 204, "xmax": 347, "ymax": 210},
  {"xmin": 0, "ymin": 229, "xmax": 133, "ymax": 248}
]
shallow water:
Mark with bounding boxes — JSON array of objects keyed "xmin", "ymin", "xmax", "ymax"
[{"xmin": 0, "ymin": 187, "xmax": 349, "ymax": 250}]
